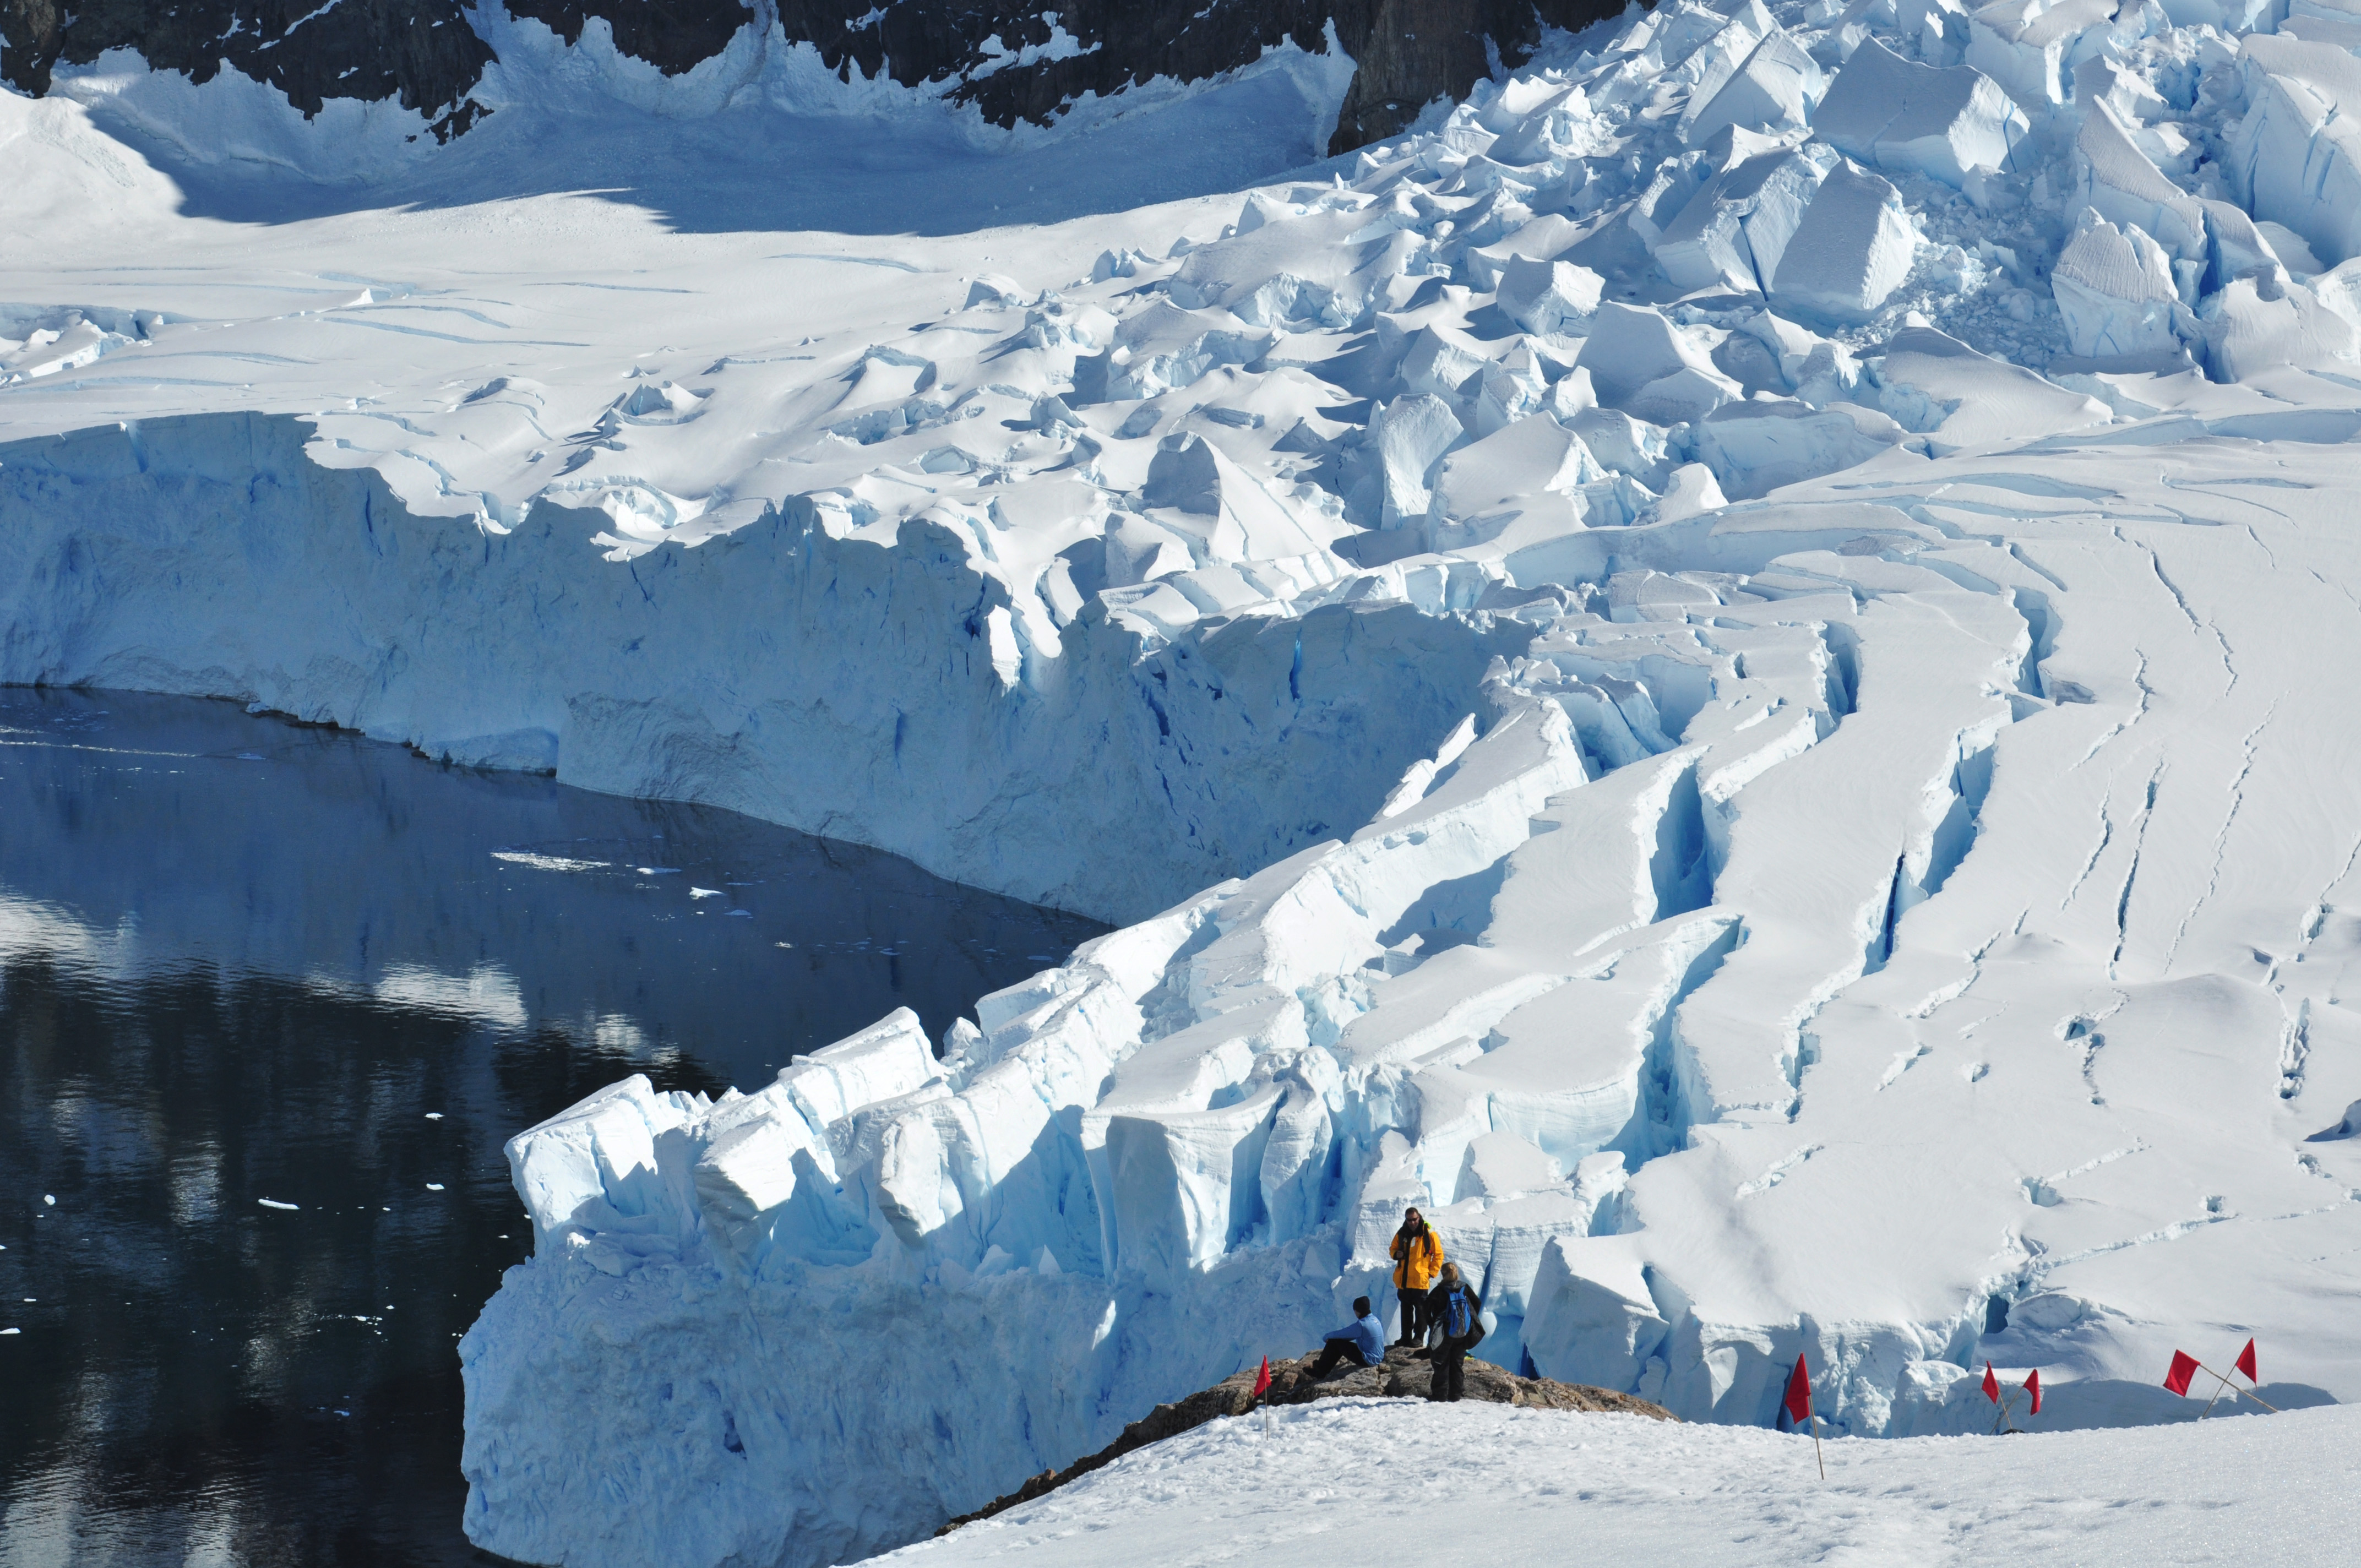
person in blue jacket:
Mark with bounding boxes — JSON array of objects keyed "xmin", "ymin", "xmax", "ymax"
[{"xmin": 1305, "ymin": 1297, "xmax": 1387, "ymax": 1379}]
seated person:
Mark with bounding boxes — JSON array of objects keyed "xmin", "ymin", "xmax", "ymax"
[{"xmin": 1306, "ymin": 1297, "xmax": 1387, "ymax": 1379}]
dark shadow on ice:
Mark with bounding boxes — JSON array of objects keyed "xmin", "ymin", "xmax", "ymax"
[
  {"xmin": 127, "ymin": 68, "xmax": 1346, "ymax": 236},
  {"xmin": 2306, "ymin": 1100, "xmax": 2361, "ymax": 1141}
]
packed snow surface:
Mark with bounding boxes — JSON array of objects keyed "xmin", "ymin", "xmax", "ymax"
[
  {"xmin": 884, "ymin": 1398, "xmax": 2361, "ymax": 1567},
  {"xmin": 7, "ymin": 0, "xmax": 2361, "ymax": 1564}
]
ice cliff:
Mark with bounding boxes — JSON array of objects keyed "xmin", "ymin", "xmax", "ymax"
[{"xmin": 7, "ymin": 0, "xmax": 2361, "ymax": 1563}]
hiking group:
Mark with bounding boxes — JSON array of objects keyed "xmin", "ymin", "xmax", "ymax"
[{"xmin": 1308, "ymin": 1206, "xmax": 1487, "ymax": 1402}]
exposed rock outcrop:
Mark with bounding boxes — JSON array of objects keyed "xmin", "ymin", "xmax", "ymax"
[
  {"xmin": 938, "ymin": 1344, "xmax": 1676, "ymax": 1535},
  {"xmin": 0, "ymin": 0, "xmax": 1624, "ymax": 154}
]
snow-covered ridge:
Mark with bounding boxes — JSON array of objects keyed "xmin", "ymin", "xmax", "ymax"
[
  {"xmin": 883, "ymin": 1398, "xmax": 2361, "ymax": 1566},
  {"xmin": 7, "ymin": 0, "xmax": 2361, "ymax": 1564}
]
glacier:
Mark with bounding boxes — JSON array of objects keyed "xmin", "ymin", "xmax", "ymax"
[{"xmin": 7, "ymin": 0, "xmax": 2361, "ymax": 1563}]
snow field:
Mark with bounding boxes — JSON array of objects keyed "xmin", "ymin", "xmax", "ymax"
[
  {"xmin": 8, "ymin": 0, "xmax": 2361, "ymax": 1564},
  {"xmin": 880, "ymin": 1398, "xmax": 2361, "ymax": 1568}
]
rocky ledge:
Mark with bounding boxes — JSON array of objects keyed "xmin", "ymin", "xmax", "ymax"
[{"xmin": 938, "ymin": 1345, "xmax": 1676, "ymax": 1535}]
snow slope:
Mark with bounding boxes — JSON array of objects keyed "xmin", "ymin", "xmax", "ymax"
[
  {"xmin": 883, "ymin": 1398, "xmax": 2361, "ymax": 1568},
  {"xmin": 7, "ymin": 0, "xmax": 2361, "ymax": 1564}
]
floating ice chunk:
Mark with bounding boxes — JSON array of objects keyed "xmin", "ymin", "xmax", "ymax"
[
  {"xmin": 1368, "ymin": 394, "xmax": 1465, "ymax": 527},
  {"xmin": 427, "ymin": 1183, "xmax": 447, "ymax": 1191},
  {"xmin": 425, "ymin": 1113, "xmax": 444, "ymax": 1120},
  {"xmin": 1815, "ymin": 40, "xmax": 2028, "ymax": 188},
  {"xmin": 492, "ymin": 851, "xmax": 611, "ymax": 873},
  {"xmin": 42, "ymin": 1195, "xmax": 54, "ymax": 1206},
  {"xmin": 1684, "ymin": 30, "xmax": 1827, "ymax": 145},
  {"xmin": 1767, "ymin": 162, "xmax": 1918, "ymax": 325},
  {"xmin": 1493, "ymin": 257, "xmax": 1604, "ymax": 337},
  {"xmin": 2052, "ymin": 214, "xmax": 2186, "ymax": 361},
  {"xmin": 1695, "ymin": 398, "xmax": 1913, "ymax": 498},
  {"xmin": 258, "ymin": 1198, "xmax": 299, "ymax": 1211},
  {"xmin": 2228, "ymin": 35, "xmax": 2361, "ymax": 270},
  {"xmin": 1965, "ymin": 0, "xmax": 2117, "ymax": 108},
  {"xmin": 0, "ymin": 1329, "xmax": 16, "ymax": 1335},
  {"xmin": 690, "ymin": 887, "xmax": 723, "ymax": 899}
]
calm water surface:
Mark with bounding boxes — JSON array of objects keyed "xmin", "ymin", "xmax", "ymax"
[{"xmin": 0, "ymin": 688, "xmax": 1105, "ymax": 1565}]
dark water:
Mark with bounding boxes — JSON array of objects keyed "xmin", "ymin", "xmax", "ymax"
[{"xmin": 0, "ymin": 688, "xmax": 1105, "ymax": 1565}]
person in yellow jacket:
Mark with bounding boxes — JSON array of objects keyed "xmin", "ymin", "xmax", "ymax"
[{"xmin": 1389, "ymin": 1206, "xmax": 1444, "ymax": 1347}]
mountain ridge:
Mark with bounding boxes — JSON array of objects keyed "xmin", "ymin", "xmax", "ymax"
[{"xmin": 0, "ymin": 0, "xmax": 1624, "ymax": 154}]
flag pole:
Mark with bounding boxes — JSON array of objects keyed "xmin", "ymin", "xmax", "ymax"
[
  {"xmin": 1809, "ymin": 1411, "xmax": 1825, "ymax": 1480},
  {"xmin": 2235, "ymin": 1382, "xmax": 2282, "ymax": 1414},
  {"xmin": 2198, "ymin": 1364, "xmax": 2229, "ymax": 1420},
  {"xmin": 1990, "ymin": 1390, "xmax": 2020, "ymax": 1435}
]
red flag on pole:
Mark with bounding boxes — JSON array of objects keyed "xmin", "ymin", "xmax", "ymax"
[
  {"xmin": 2164, "ymin": 1351, "xmax": 2200, "ymax": 1396},
  {"xmin": 1982, "ymin": 1362, "xmax": 2000, "ymax": 1404},
  {"xmin": 1252, "ymin": 1357, "xmax": 1271, "ymax": 1398},
  {"xmin": 2235, "ymin": 1338, "xmax": 2257, "ymax": 1382},
  {"xmin": 1784, "ymin": 1354, "xmax": 1812, "ymax": 1425},
  {"xmin": 2026, "ymin": 1368, "xmax": 2042, "ymax": 1415}
]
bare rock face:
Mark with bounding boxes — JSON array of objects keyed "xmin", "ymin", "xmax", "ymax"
[
  {"xmin": 0, "ymin": 0, "xmax": 499, "ymax": 141},
  {"xmin": 0, "ymin": 0, "xmax": 1622, "ymax": 155},
  {"xmin": 937, "ymin": 1346, "xmax": 1675, "ymax": 1536}
]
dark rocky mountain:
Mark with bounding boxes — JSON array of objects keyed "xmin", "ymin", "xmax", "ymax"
[{"xmin": 1, "ymin": 0, "xmax": 1623, "ymax": 156}]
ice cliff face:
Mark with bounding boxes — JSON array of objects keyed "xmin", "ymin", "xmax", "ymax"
[
  {"xmin": 0, "ymin": 0, "xmax": 1622, "ymax": 155},
  {"xmin": 8, "ymin": 0, "xmax": 2361, "ymax": 1564}
]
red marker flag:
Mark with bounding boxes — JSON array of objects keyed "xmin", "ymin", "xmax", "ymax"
[
  {"xmin": 1982, "ymin": 1362, "xmax": 2000, "ymax": 1404},
  {"xmin": 2164, "ymin": 1350, "xmax": 2200, "ymax": 1396},
  {"xmin": 1784, "ymin": 1354, "xmax": 1813, "ymax": 1424},
  {"xmin": 2235, "ymin": 1338, "xmax": 2257, "ymax": 1382},
  {"xmin": 1252, "ymin": 1357, "xmax": 1271, "ymax": 1398},
  {"xmin": 2027, "ymin": 1368, "xmax": 2043, "ymax": 1415}
]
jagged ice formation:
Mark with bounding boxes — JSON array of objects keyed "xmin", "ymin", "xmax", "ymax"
[{"xmin": 7, "ymin": 0, "xmax": 2361, "ymax": 1564}]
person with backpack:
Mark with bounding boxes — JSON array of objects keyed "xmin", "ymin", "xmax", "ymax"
[
  {"xmin": 1389, "ymin": 1207, "xmax": 1444, "ymax": 1347},
  {"xmin": 1305, "ymin": 1296, "xmax": 1387, "ymax": 1379},
  {"xmin": 1422, "ymin": 1262, "xmax": 1486, "ymax": 1403}
]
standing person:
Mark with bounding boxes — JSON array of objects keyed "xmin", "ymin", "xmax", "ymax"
[
  {"xmin": 1305, "ymin": 1297, "xmax": 1388, "ymax": 1379},
  {"xmin": 1389, "ymin": 1207, "xmax": 1444, "ymax": 1347},
  {"xmin": 1423, "ymin": 1262, "xmax": 1486, "ymax": 1403}
]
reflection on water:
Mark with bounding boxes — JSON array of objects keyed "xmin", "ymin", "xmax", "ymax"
[{"xmin": 0, "ymin": 688, "xmax": 1105, "ymax": 1565}]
